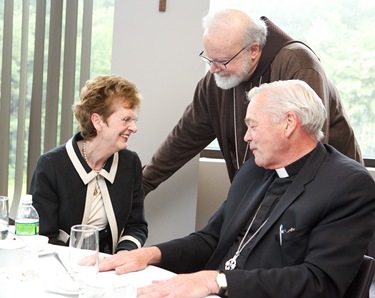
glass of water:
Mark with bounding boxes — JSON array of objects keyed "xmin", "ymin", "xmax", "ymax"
[
  {"xmin": 69, "ymin": 225, "xmax": 99, "ymax": 283},
  {"xmin": 0, "ymin": 196, "xmax": 9, "ymax": 240}
]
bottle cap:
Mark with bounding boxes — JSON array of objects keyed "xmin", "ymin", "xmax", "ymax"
[{"xmin": 21, "ymin": 194, "xmax": 33, "ymax": 204}]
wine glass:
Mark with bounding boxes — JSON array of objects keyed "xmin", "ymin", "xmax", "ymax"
[
  {"xmin": 0, "ymin": 196, "xmax": 9, "ymax": 240},
  {"xmin": 69, "ymin": 224, "xmax": 99, "ymax": 283}
]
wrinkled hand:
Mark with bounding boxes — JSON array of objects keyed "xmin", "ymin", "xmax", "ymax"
[
  {"xmin": 99, "ymin": 247, "xmax": 160, "ymax": 275},
  {"xmin": 137, "ymin": 270, "xmax": 219, "ymax": 298}
]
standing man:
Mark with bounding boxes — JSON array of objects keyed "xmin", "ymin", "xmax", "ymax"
[
  {"xmin": 142, "ymin": 9, "xmax": 362, "ymax": 195},
  {"xmin": 100, "ymin": 80, "xmax": 375, "ymax": 297}
]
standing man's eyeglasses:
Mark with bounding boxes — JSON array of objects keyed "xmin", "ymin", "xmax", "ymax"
[{"xmin": 199, "ymin": 44, "xmax": 250, "ymax": 69}]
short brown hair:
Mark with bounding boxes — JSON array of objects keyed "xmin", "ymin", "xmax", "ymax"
[{"xmin": 73, "ymin": 75, "xmax": 142, "ymax": 139}]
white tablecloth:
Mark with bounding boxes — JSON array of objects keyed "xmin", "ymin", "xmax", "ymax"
[
  {"xmin": 0, "ymin": 243, "xmax": 219, "ymax": 297},
  {"xmin": 0, "ymin": 243, "xmax": 175, "ymax": 297}
]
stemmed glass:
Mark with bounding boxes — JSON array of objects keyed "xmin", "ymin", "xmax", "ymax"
[{"xmin": 69, "ymin": 224, "xmax": 99, "ymax": 284}]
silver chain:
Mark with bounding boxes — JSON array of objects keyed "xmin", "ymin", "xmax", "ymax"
[{"xmin": 225, "ymin": 203, "xmax": 268, "ymax": 270}]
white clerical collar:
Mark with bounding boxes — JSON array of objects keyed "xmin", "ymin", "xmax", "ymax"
[{"xmin": 276, "ymin": 167, "xmax": 289, "ymax": 178}]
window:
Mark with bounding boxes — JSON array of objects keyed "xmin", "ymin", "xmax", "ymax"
[
  {"xmin": 0, "ymin": 0, "xmax": 115, "ymax": 211},
  {"xmin": 203, "ymin": 0, "xmax": 375, "ymax": 167}
]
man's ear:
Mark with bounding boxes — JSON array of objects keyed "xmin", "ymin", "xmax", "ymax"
[
  {"xmin": 249, "ymin": 43, "xmax": 261, "ymax": 60},
  {"xmin": 284, "ymin": 112, "xmax": 298, "ymax": 138}
]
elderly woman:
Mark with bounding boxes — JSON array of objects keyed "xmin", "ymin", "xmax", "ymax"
[{"xmin": 30, "ymin": 75, "xmax": 147, "ymax": 254}]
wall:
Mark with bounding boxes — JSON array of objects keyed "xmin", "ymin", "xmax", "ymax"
[
  {"xmin": 196, "ymin": 158, "xmax": 230, "ymax": 230},
  {"xmin": 111, "ymin": 0, "xmax": 210, "ymax": 245}
]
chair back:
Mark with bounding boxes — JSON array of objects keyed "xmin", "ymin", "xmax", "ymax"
[{"xmin": 343, "ymin": 255, "xmax": 375, "ymax": 298}]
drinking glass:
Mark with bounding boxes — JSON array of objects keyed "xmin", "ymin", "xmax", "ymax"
[
  {"xmin": 0, "ymin": 196, "xmax": 9, "ymax": 240},
  {"xmin": 69, "ymin": 225, "xmax": 99, "ymax": 282}
]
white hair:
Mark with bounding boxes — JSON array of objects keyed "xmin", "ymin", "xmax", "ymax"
[
  {"xmin": 202, "ymin": 9, "xmax": 268, "ymax": 48},
  {"xmin": 247, "ymin": 80, "xmax": 327, "ymax": 141}
]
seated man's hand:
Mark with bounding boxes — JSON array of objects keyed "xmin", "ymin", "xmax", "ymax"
[
  {"xmin": 137, "ymin": 270, "xmax": 220, "ymax": 298},
  {"xmin": 99, "ymin": 246, "xmax": 161, "ymax": 275}
]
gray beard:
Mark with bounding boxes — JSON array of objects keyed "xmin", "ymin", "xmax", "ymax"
[
  {"xmin": 214, "ymin": 59, "xmax": 252, "ymax": 90},
  {"xmin": 214, "ymin": 72, "xmax": 243, "ymax": 89}
]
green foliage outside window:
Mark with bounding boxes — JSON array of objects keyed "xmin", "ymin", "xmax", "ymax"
[{"xmin": 0, "ymin": 0, "xmax": 114, "ymax": 199}]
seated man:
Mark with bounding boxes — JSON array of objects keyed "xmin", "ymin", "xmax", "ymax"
[{"xmin": 100, "ymin": 80, "xmax": 375, "ymax": 298}]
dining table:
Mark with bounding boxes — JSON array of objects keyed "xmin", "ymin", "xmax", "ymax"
[{"xmin": 0, "ymin": 230, "xmax": 220, "ymax": 297}]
